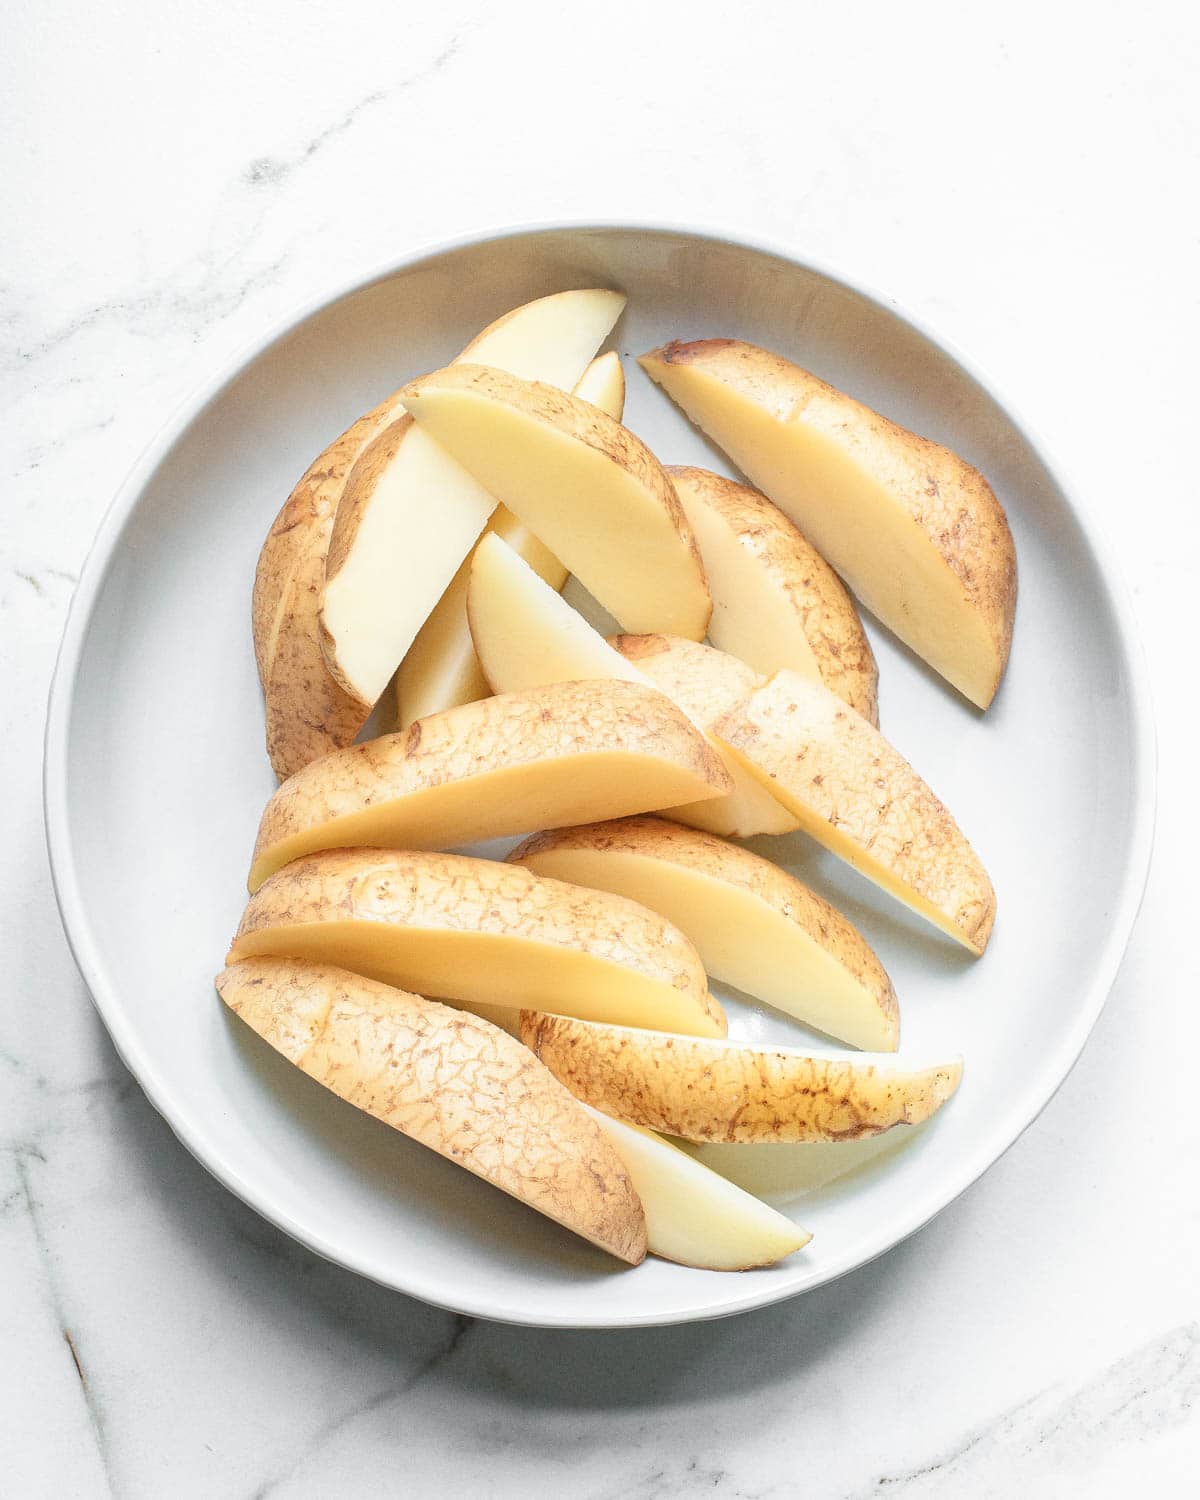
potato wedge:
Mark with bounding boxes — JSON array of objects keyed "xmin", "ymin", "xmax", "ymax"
[
  {"xmin": 468, "ymin": 531, "xmax": 645, "ymax": 691},
  {"xmin": 229, "ymin": 848, "xmax": 725, "ymax": 1037},
  {"xmin": 400, "ymin": 364, "xmax": 711, "ymax": 639},
  {"xmin": 217, "ymin": 959, "xmax": 646, "ymax": 1263},
  {"xmin": 665, "ymin": 466, "xmax": 878, "ymax": 725},
  {"xmin": 320, "ymin": 289, "xmax": 625, "ymax": 711},
  {"xmin": 609, "ymin": 634, "xmax": 798, "ymax": 837},
  {"xmin": 572, "ymin": 347, "xmax": 627, "ymax": 414},
  {"xmin": 585, "ymin": 1107, "xmax": 809, "ymax": 1269},
  {"xmin": 509, "ymin": 816, "xmax": 898, "ymax": 1051},
  {"xmin": 640, "ymin": 339, "xmax": 1016, "ymax": 708},
  {"xmin": 253, "ymin": 391, "xmax": 408, "ymax": 780},
  {"xmin": 465, "ymin": 535, "xmax": 794, "ymax": 838},
  {"xmin": 247, "ymin": 680, "xmax": 733, "ymax": 891},
  {"xmin": 520, "ymin": 1014, "xmax": 962, "ymax": 1143},
  {"xmin": 395, "ymin": 352, "xmax": 626, "ymax": 728},
  {"xmin": 713, "ymin": 670, "xmax": 996, "ymax": 954}
]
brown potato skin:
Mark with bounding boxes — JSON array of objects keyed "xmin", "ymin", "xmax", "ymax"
[
  {"xmin": 714, "ymin": 671, "xmax": 996, "ymax": 954},
  {"xmin": 228, "ymin": 847, "xmax": 727, "ymax": 1038},
  {"xmin": 519, "ymin": 1013, "xmax": 962, "ymax": 1144},
  {"xmin": 508, "ymin": 814, "xmax": 898, "ymax": 1049},
  {"xmin": 253, "ymin": 392, "xmax": 405, "ymax": 779},
  {"xmin": 247, "ymin": 678, "xmax": 734, "ymax": 890},
  {"xmin": 665, "ymin": 465, "xmax": 879, "ymax": 725},
  {"xmin": 217, "ymin": 958, "xmax": 647, "ymax": 1264},
  {"xmin": 642, "ymin": 339, "xmax": 1017, "ymax": 708},
  {"xmin": 400, "ymin": 364, "xmax": 712, "ymax": 641}
]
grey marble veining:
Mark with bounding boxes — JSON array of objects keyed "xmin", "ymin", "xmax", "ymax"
[{"xmin": 5, "ymin": 1, "xmax": 1198, "ymax": 1495}]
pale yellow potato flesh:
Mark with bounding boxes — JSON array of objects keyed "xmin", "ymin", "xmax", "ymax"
[
  {"xmin": 217, "ymin": 959, "xmax": 646, "ymax": 1264},
  {"xmin": 639, "ymin": 339, "xmax": 1016, "ymax": 708},
  {"xmin": 713, "ymin": 670, "xmax": 996, "ymax": 954},
  {"xmin": 520, "ymin": 1014, "xmax": 962, "ymax": 1143},
  {"xmin": 465, "ymin": 536, "xmax": 793, "ymax": 837},
  {"xmin": 247, "ymin": 679, "xmax": 732, "ymax": 891},
  {"xmin": 229, "ymin": 848, "xmax": 726, "ymax": 1038},
  {"xmin": 253, "ymin": 390, "xmax": 408, "ymax": 780},
  {"xmin": 610, "ymin": 635, "xmax": 799, "ymax": 837},
  {"xmin": 666, "ymin": 465, "xmax": 879, "ymax": 725},
  {"xmin": 400, "ymin": 363, "xmax": 711, "ymax": 640},
  {"xmin": 468, "ymin": 532, "xmax": 647, "ymax": 691},
  {"xmin": 572, "ymin": 347, "xmax": 627, "ymax": 412},
  {"xmin": 395, "ymin": 352, "xmax": 626, "ymax": 728},
  {"xmin": 509, "ymin": 816, "xmax": 898, "ymax": 1051},
  {"xmin": 320, "ymin": 289, "xmax": 625, "ymax": 709},
  {"xmin": 585, "ymin": 1107, "xmax": 810, "ymax": 1269}
]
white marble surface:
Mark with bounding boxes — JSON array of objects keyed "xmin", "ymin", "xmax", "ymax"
[{"xmin": 5, "ymin": 2, "xmax": 1198, "ymax": 1494}]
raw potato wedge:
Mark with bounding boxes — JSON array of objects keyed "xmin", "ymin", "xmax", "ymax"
[
  {"xmin": 466, "ymin": 535, "xmax": 794, "ymax": 838},
  {"xmin": 520, "ymin": 1014, "xmax": 962, "ymax": 1143},
  {"xmin": 247, "ymin": 680, "xmax": 733, "ymax": 891},
  {"xmin": 713, "ymin": 670, "xmax": 996, "ymax": 954},
  {"xmin": 395, "ymin": 352, "xmax": 626, "ymax": 728},
  {"xmin": 585, "ymin": 1107, "xmax": 810, "ymax": 1269},
  {"xmin": 229, "ymin": 848, "xmax": 726, "ymax": 1038},
  {"xmin": 253, "ymin": 390, "xmax": 408, "ymax": 779},
  {"xmin": 509, "ymin": 816, "xmax": 898, "ymax": 1051},
  {"xmin": 217, "ymin": 959, "xmax": 646, "ymax": 1264},
  {"xmin": 665, "ymin": 466, "xmax": 879, "ymax": 725},
  {"xmin": 468, "ymin": 531, "xmax": 646, "ymax": 693},
  {"xmin": 321, "ymin": 289, "xmax": 625, "ymax": 710},
  {"xmin": 400, "ymin": 364, "xmax": 711, "ymax": 639},
  {"xmin": 640, "ymin": 339, "xmax": 1017, "ymax": 708},
  {"xmin": 609, "ymin": 634, "xmax": 798, "ymax": 837}
]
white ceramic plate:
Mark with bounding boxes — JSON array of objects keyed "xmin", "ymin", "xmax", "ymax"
[{"xmin": 45, "ymin": 224, "xmax": 1154, "ymax": 1328}]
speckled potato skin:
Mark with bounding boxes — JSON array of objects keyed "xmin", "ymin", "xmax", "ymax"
[
  {"xmin": 715, "ymin": 670, "xmax": 996, "ymax": 954},
  {"xmin": 247, "ymin": 678, "xmax": 733, "ymax": 890},
  {"xmin": 229, "ymin": 847, "xmax": 726, "ymax": 1037},
  {"xmin": 640, "ymin": 339, "xmax": 1016, "ymax": 707},
  {"xmin": 609, "ymin": 634, "xmax": 800, "ymax": 837},
  {"xmin": 399, "ymin": 364, "xmax": 712, "ymax": 640},
  {"xmin": 252, "ymin": 393, "xmax": 405, "ymax": 779},
  {"xmin": 216, "ymin": 959, "xmax": 646, "ymax": 1264},
  {"xmin": 519, "ymin": 1014, "xmax": 962, "ymax": 1143},
  {"xmin": 665, "ymin": 466, "xmax": 879, "ymax": 725},
  {"xmin": 610, "ymin": 633, "xmax": 761, "ymax": 719},
  {"xmin": 508, "ymin": 815, "xmax": 898, "ymax": 1048}
]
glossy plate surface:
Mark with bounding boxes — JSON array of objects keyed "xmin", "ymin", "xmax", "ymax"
[{"xmin": 45, "ymin": 225, "xmax": 1154, "ymax": 1327}]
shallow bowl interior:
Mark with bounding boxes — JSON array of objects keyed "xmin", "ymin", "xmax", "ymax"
[{"xmin": 46, "ymin": 225, "xmax": 1153, "ymax": 1328}]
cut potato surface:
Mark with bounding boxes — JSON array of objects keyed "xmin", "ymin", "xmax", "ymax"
[
  {"xmin": 572, "ymin": 347, "xmax": 627, "ymax": 414},
  {"xmin": 665, "ymin": 466, "xmax": 878, "ymax": 725},
  {"xmin": 520, "ymin": 1014, "xmax": 962, "ymax": 1143},
  {"xmin": 253, "ymin": 390, "xmax": 408, "ymax": 779},
  {"xmin": 640, "ymin": 339, "xmax": 1016, "ymax": 708},
  {"xmin": 400, "ymin": 363, "xmax": 711, "ymax": 639},
  {"xmin": 230, "ymin": 848, "xmax": 726, "ymax": 1037},
  {"xmin": 714, "ymin": 670, "xmax": 996, "ymax": 954},
  {"xmin": 468, "ymin": 532, "xmax": 646, "ymax": 694},
  {"xmin": 247, "ymin": 679, "xmax": 732, "ymax": 891},
  {"xmin": 321, "ymin": 289, "xmax": 624, "ymax": 711},
  {"xmin": 217, "ymin": 959, "xmax": 646, "ymax": 1264},
  {"xmin": 586, "ymin": 1107, "xmax": 810, "ymax": 1269},
  {"xmin": 509, "ymin": 816, "xmax": 898, "ymax": 1051},
  {"xmin": 396, "ymin": 352, "xmax": 626, "ymax": 729},
  {"xmin": 610, "ymin": 635, "xmax": 799, "ymax": 837},
  {"xmin": 466, "ymin": 537, "xmax": 793, "ymax": 838}
]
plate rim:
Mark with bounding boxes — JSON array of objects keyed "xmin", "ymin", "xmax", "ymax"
[{"xmin": 42, "ymin": 219, "xmax": 1158, "ymax": 1329}]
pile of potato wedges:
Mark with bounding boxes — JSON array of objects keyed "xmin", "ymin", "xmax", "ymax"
[{"xmin": 218, "ymin": 286, "xmax": 1016, "ymax": 1272}]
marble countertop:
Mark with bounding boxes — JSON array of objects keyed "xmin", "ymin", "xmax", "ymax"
[{"xmin": 5, "ymin": 3, "xmax": 1197, "ymax": 1494}]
